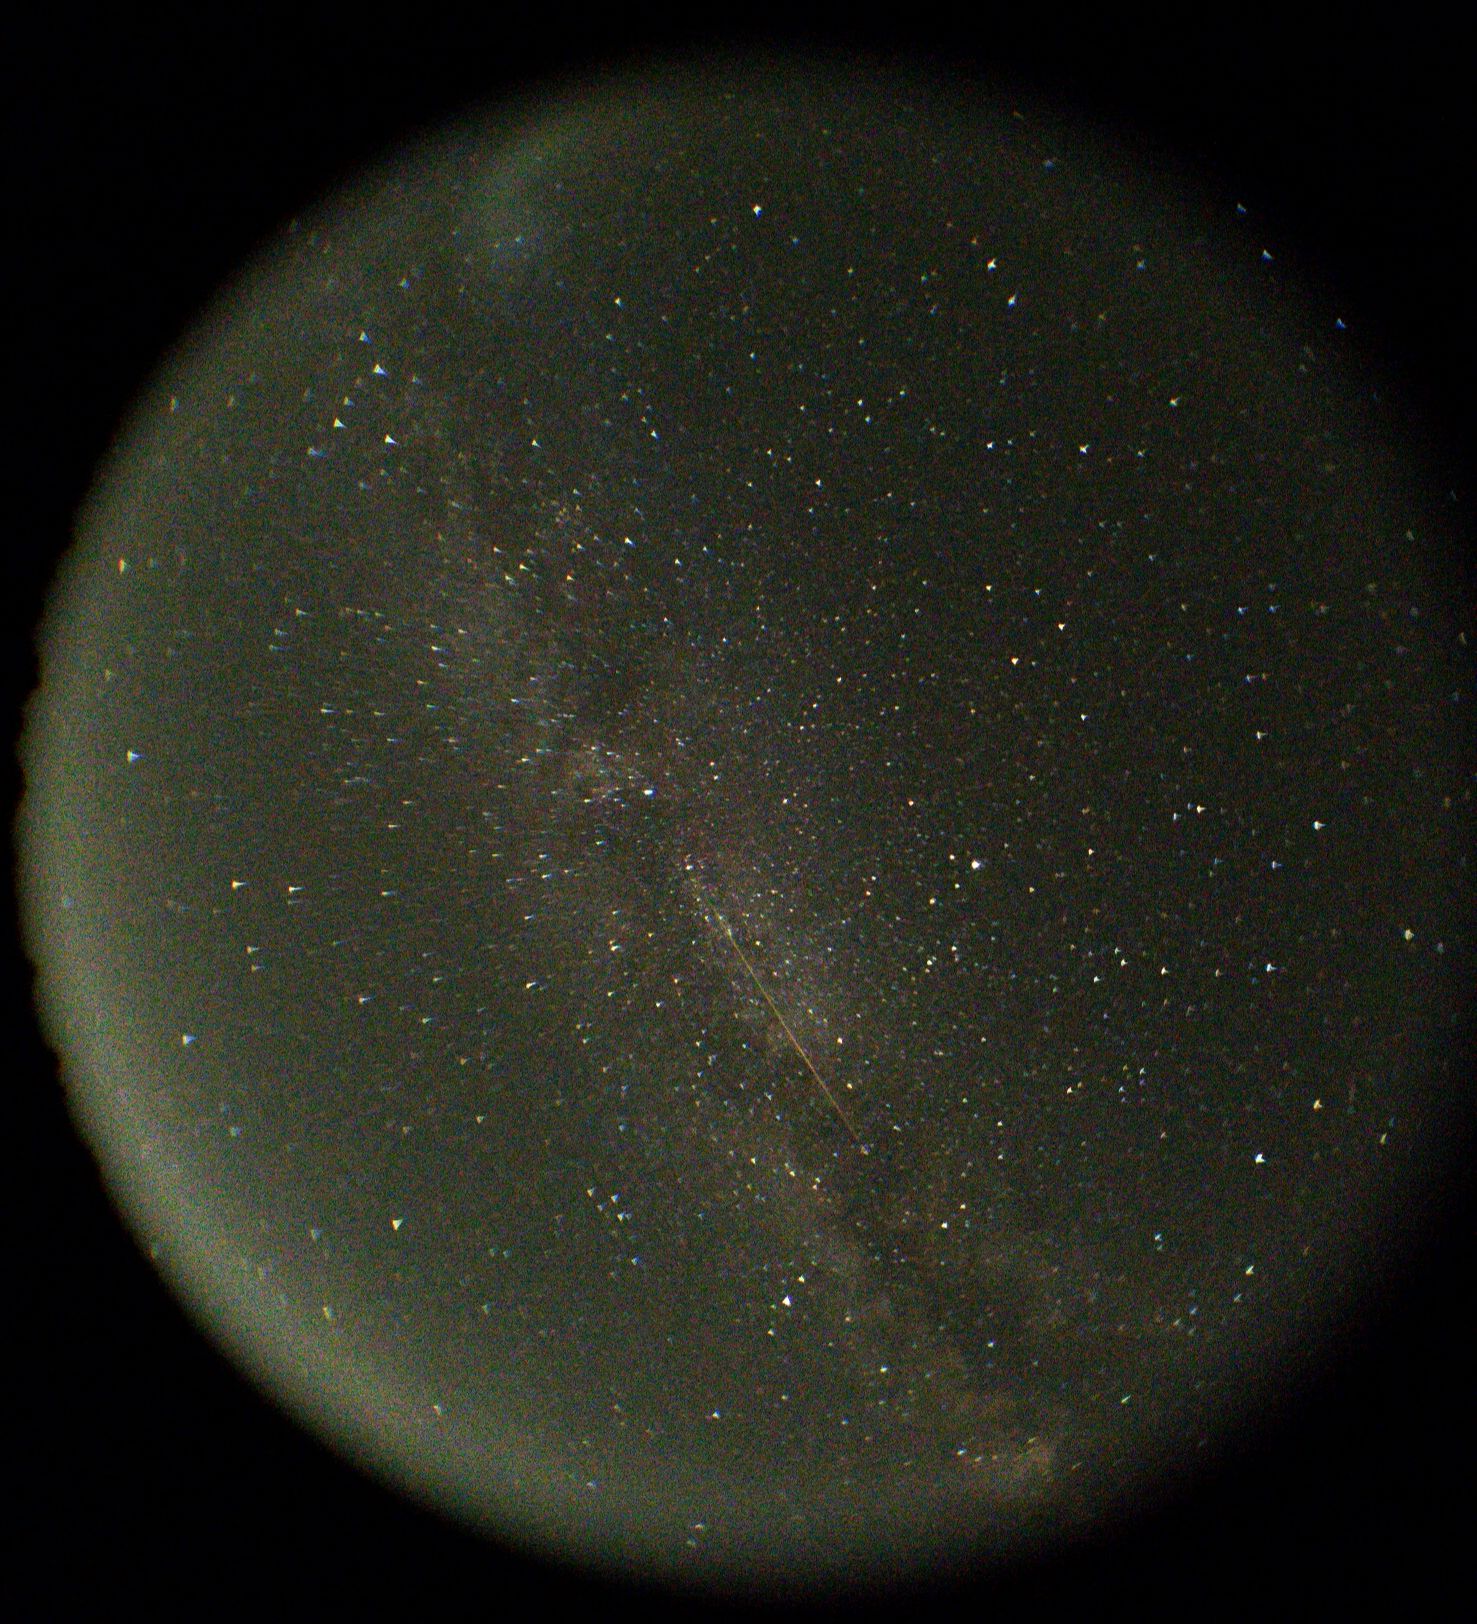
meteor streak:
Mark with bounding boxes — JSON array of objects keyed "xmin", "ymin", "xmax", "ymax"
[{"xmin": 687, "ymin": 858, "xmax": 869, "ymax": 1153}]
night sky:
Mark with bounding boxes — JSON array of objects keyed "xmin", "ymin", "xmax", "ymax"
[{"xmin": 13, "ymin": 16, "xmax": 1473, "ymax": 1616}]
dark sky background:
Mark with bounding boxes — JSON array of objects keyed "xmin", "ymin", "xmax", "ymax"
[{"xmin": 10, "ymin": 6, "xmax": 1472, "ymax": 1617}]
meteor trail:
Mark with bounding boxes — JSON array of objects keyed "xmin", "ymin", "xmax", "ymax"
[{"xmin": 689, "ymin": 864, "xmax": 869, "ymax": 1153}]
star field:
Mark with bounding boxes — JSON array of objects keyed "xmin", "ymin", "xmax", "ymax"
[{"xmin": 22, "ymin": 64, "xmax": 1471, "ymax": 1590}]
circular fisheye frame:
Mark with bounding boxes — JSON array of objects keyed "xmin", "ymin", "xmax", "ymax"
[{"xmin": 19, "ymin": 54, "xmax": 1470, "ymax": 1599}]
